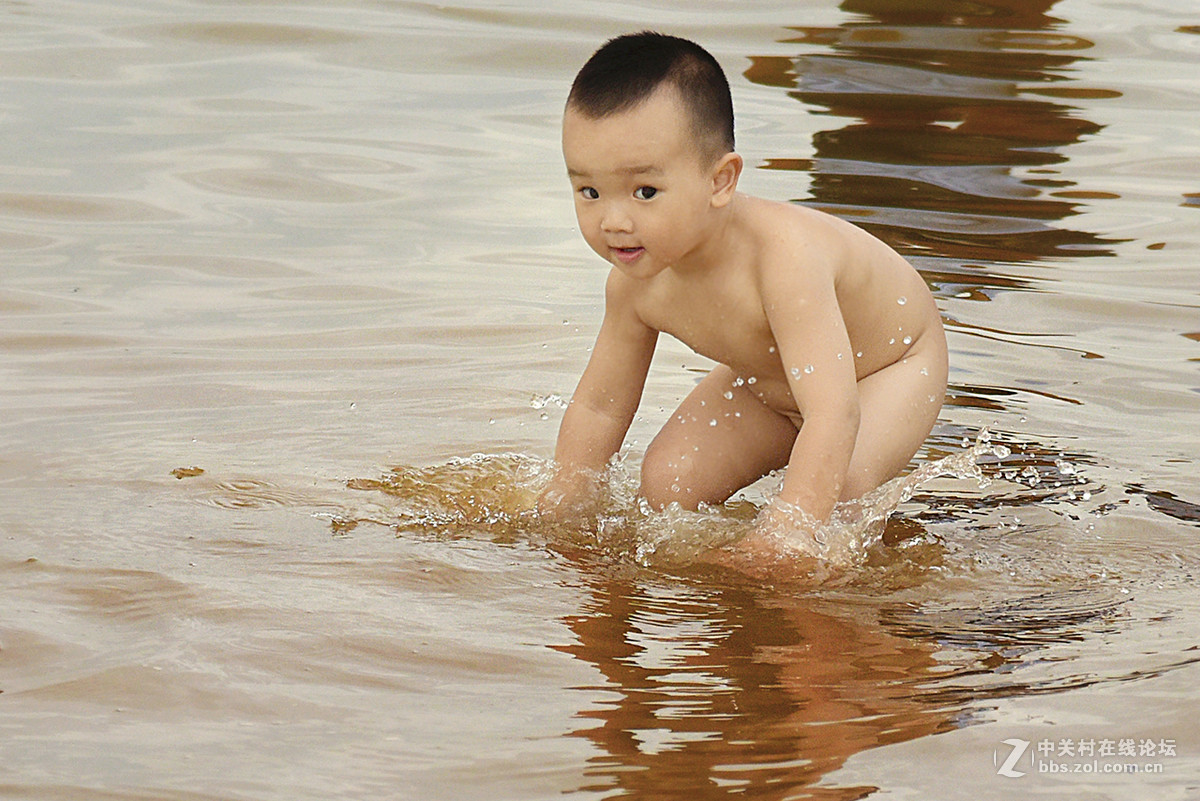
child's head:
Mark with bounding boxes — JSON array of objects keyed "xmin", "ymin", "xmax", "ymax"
[
  {"xmin": 567, "ymin": 31, "xmax": 734, "ymax": 167},
  {"xmin": 562, "ymin": 33, "xmax": 743, "ymax": 277}
]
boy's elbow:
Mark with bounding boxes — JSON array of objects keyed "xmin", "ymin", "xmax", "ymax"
[
  {"xmin": 568, "ymin": 390, "xmax": 636, "ymax": 427},
  {"xmin": 819, "ymin": 390, "xmax": 860, "ymax": 432},
  {"xmin": 813, "ymin": 391, "xmax": 860, "ymax": 450},
  {"xmin": 844, "ymin": 393, "xmax": 862, "ymax": 432}
]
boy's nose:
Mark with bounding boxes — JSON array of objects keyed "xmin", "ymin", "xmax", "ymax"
[{"xmin": 600, "ymin": 203, "xmax": 633, "ymax": 233}]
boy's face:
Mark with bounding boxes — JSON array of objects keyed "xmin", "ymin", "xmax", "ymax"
[{"xmin": 562, "ymin": 86, "xmax": 727, "ymax": 279}]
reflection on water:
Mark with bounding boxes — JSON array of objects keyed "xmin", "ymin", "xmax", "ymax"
[
  {"xmin": 560, "ymin": 581, "xmax": 950, "ymax": 799},
  {"xmin": 556, "ymin": 577, "xmax": 1189, "ymax": 798},
  {"xmin": 745, "ymin": 0, "xmax": 1124, "ymax": 269}
]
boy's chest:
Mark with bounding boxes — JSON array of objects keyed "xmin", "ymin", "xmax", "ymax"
[{"xmin": 636, "ymin": 280, "xmax": 776, "ymax": 371}]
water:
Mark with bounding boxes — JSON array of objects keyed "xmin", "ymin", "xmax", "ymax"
[{"xmin": 2, "ymin": 0, "xmax": 1199, "ymax": 798}]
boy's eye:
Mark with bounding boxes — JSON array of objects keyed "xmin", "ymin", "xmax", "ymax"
[
  {"xmin": 634, "ymin": 186, "xmax": 658, "ymax": 200},
  {"xmin": 579, "ymin": 187, "xmax": 599, "ymax": 200}
]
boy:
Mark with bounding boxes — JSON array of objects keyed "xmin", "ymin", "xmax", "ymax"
[{"xmin": 541, "ymin": 32, "xmax": 948, "ymax": 547}]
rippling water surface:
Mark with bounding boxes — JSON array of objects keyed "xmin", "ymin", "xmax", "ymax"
[{"xmin": 2, "ymin": 1, "xmax": 1198, "ymax": 799}]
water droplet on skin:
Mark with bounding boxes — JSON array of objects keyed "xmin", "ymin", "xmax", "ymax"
[
  {"xmin": 723, "ymin": 391, "xmax": 734, "ymax": 400},
  {"xmin": 889, "ymin": 338, "xmax": 896, "ymax": 345},
  {"xmin": 903, "ymin": 336, "xmax": 913, "ymax": 345},
  {"xmin": 733, "ymin": 377, "xmax": 745, "ymax": 387},
  {"xmin": 919, "ymin": 367, "xmax": 929, "ymax": 376},
  {"xmin": 856, "ymin": 351, "xmax": 863, "ymax": 358},
  {"xmin": 804, "ymin": 364, "xmax": 814, "ymax": 374},
  {"xmin": 837, "ymin": 352, "xmax": 844, "ymax": 360},
  {"xmin": 747, "ymin": 376, "xmax": 757, "ymax": 385},
  {"xmin": 709, "ymin": 419, "xmax": 718, "ymax": 426},
  {"xmin": 897, "ymin": 296, "xmax": 907, "ymax": 305},
  {"xmin": 768, "ymin": 345, "xmax": 776, "ymax": 354},
  {"xmin": 790, "ymin": 367, "xmax": 801, "ymax": 378}
]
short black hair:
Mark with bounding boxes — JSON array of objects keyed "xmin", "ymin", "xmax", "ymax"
[{"xmin": 567, "ymin": 32, "xmax": 735, "ymax": 162}]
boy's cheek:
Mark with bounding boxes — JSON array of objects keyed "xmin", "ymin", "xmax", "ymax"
[
  {"xmin": 584, "ymin": 236, "xmax": 607, "ymax": 259},
  {"xmin": 571, "ymin": 202, "xmax": 594, "ymax": 227},
  {"xmin": 576, "ymin": 228, "xmax": 604, "ymax": 257}
]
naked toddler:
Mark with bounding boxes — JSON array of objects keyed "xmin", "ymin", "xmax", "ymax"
[{"xmin": 541, "ymin": 32, "xmax": 948, "ymax": 546}]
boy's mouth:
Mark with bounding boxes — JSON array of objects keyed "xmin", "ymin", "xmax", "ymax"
[{"xmin": 612, "ymin": 246, "xmax": 645, "ymax": 264}]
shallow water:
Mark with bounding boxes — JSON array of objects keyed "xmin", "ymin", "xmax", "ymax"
[{"xmin": 1, "ymin": 0, "xmax": 1198, "ymax": 798}]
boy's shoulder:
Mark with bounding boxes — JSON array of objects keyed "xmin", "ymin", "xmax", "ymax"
[
  {"xmin": 739, "ymin": 194, "xmax": 856, "ymax": 246},
  {"xmin": 735, "ymin": 195, "xmax": 852, "ymax": 278}
]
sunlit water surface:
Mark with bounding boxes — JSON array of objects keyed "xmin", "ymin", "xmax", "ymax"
[{"xmin": 1, "ymin": 1, "xmax": 1198, "ymax": 799}]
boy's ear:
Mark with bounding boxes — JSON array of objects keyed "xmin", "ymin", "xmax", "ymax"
[{"xmin": 710, "ymin": 152, "xmax": 743, "ymax": 208}]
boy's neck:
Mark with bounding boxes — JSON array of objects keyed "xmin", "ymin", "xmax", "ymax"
[{"xmin": 670, "ymin": 193, "xmax": 746, "ymax": 277}]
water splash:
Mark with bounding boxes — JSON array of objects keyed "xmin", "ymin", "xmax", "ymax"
[
  {"xmin": 688, "ymin": 431, "xmax": 1009, "ymax": 578},
  {"xmin": 346, "ymin": 432, "xmax": 1010, "ymax": 577},
  {"xmin": 345, "ymin": 453, "xmax": 547, "ymax": 541}
]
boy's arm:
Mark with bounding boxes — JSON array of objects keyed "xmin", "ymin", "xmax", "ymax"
[
  {"xmin": 543, "ymin": 271, "xmax": 658, "ymax": 512},
  {"xmin": 762, "ymin": 258, "xmax": 861, "ymax": 525}
]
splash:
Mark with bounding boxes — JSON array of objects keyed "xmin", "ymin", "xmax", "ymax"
[
  {"xmin": 641, "ymin": 430, "xmax": 1009, "ymax": 578},
  {"xmin": 346, "ymin": 453, "xmax": 546, "ymax": 541},
  {"xmin": 346, "ymin": 432, "xmax": 1009, "ymax": 576}
]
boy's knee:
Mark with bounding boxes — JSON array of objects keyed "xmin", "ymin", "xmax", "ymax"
[{"xmin": 639, "ymin": 443, "xmax": 698, "ymax": 511}]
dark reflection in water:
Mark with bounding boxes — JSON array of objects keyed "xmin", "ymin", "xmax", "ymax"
[
  {"xmin": 560, "ymin": 577, "xmax": 955, "ymax": 800},
  {"xmin": 744, "ymin": 0, "xmax": 1124, "ymax": 280},
  {"xmin": 555, "ymin": 571, "xmax": 1175, "ymax": 799}
]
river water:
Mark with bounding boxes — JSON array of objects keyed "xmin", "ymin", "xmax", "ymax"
[{"xmin": 1, "ymin": 0, "xmax": 1198, "ymax": 798}]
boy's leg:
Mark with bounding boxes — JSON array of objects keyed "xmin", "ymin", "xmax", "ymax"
[
  {"xmin": 842, "ymin": 340, "xmax": 948, "ymax": 500},
  {"xmin": 641, "ymin": 365, "xmax": 799, "ymax": 510},
  {"xmin": 642, "ymin": 331, "xmax": 946, "ymax": 511}
]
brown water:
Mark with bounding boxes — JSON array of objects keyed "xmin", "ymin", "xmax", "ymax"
[{"xmin": 2, "ymin": 0, "xmax": 1198, "ymax": 798}]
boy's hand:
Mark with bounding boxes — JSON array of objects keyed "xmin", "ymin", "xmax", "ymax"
[
  {"xmin": 535, "ymin": 465, "xmax": 602, "ymax": 527},
  {"xmin": 703, "ymin": 499, "xmax": 858, "ymax": 579},
  {"xmin": 746, "ymin": 501, "xmax": 827, "ymax": 558},
  {"xmin": 750, "ymin": 499, "xmax": 867, "ymax": 567},
  {"xmin": 701, "ymin": 509, "xmax": 824, "ymax": 581}
]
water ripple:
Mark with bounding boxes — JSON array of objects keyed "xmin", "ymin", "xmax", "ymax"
[{"xmin": 0, "ymin": 192, "xmax": 179, "ymax": 223}]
